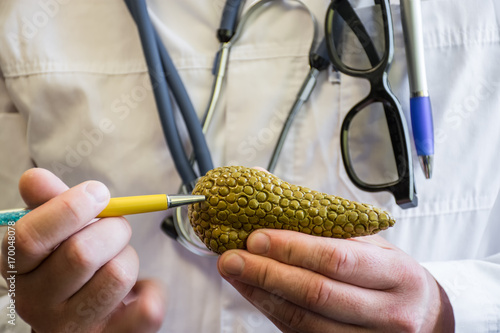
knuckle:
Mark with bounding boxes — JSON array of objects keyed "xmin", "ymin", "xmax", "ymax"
[
  {"xmin": 396, "ymin": 260, "xmax": 427, "ymax": 292},
  {"xmin": 256, "ymin": 261, "xmax": 274, "ymax": 288},
  {"xmin": 12, "ymin": 224, "xmax": 45, "ymax": 262},
  {"xmin": 59, "ymin": 196, "xmax": 84, "ymax": 223},
  {"xmin": 64, "ymin": 236, "xmax": 96, "ymax": 270},
  {"xmin": 238, "ymin": 282, "xmax": 256, "ymax": 300},
  {"xmin": 384, "ymin": 265, "xmax": 431, "ymax": 332},
  {"xmin": 135, "ymin": 299, "xmax": 164, "ymax": 332},
  {"xmin": 103, "ymin": 250, "xmax": 138, "ymax": 291},
  {"xmin": 322, "ymin": 245, "xmax": 355, "ymax": 278},
  {"xmin": 386, "ymin": 307, "xmax": 420, "ymax": 333},
  {"xmin": 304, "ymin": 278, "xmax": 335, "ymax": 309},
  {"xmin": 282, "ymin": 305, "xmax": 309, "ymax": 330},
  {"xmin": 283, "ymin": 237, "xmax": 295, "ymax": 264},
  {"xmin": 408, "ymin": 266, "xmax": 428, "ymax": 289}
]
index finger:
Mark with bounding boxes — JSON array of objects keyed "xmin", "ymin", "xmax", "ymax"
[
  {"xmin": 18, "ymin": 168, "xmax": 69, "ymax": 208},
  {"xmin": 246, "ymin": 229, "xmax": 406, "ymax": 290},
  {"xmin": 2, "ymin": 181, "xmax": 110, "ymax": 275}
]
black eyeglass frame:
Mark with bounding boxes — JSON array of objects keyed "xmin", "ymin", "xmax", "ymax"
[{"xmin": 325, "ymin": 0, "xmax": 417, "ymax": 208}]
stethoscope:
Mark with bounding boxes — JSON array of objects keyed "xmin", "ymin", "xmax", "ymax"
[{"xmin": 124, "ymin": 0, "xmax": 331, "ymax": 256}]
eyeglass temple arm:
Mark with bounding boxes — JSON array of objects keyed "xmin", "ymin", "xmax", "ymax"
[
  {"xmin": 333, "ymin": 0, "xmax": 380, "ymax": 66},
  {"xmin": 382, "ymin": 97, "xmax": 415, "ymax": 180}
]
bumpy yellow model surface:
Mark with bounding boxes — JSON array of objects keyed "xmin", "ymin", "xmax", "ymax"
[{"xmin": 188, "ymin": 166, "xmax": 395, "ymax": 254}]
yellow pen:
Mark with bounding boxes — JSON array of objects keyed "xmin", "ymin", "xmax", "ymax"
[{"xmin": 0, "ymin": 194, "xmax": 206, "ymax": 226}]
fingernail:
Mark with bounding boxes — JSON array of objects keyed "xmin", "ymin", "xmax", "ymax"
[
  {"xmin": 247, "ymin": 232, "xmax": 270, "ymax": 255},
  {"xmin": 85, "ymin": 181, "xmax": 109, "ymax": 203},
  {"xmin": 221, "ymin": 253, "xmax": 245, "ymax": 276}
]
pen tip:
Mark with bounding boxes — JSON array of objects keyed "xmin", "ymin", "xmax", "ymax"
[
  {"xmin": 419, "ymin": 155, "xmax": 433, "ymax": 179},
  {"xmin": 167, "ymin": 194, "xmax": 206, "ymax": 209}
]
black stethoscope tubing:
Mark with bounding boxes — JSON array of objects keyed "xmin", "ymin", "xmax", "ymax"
[
  {"xmin": 124, "ymin": 0, "xmax": 213, "ymax": 191},
  {"xmin": 124, "ymin": 0, "xmax": 329, "ymax": 188}
]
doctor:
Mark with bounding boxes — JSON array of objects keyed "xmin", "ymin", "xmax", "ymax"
[{"xmin": 0, "ymin": 0, "xmax": 499, "ymax": 332}]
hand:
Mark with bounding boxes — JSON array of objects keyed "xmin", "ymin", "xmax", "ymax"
[
  {"xmin": 218, "ymin": 229, "xmax": 454, "ymax": 332},
  {"xmin": 1, "ymin": 169, "xmax": 165, "ymax": 333}
]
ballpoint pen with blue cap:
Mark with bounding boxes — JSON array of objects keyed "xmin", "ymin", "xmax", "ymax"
[{"xmin": 400, "ymin": 0, "xmax": 434, "ymax": 179}]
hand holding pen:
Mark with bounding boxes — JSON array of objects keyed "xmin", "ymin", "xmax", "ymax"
[
  {"xmin": 1, "ymin": 191, "xmax": 205, "ymax": 225},
  {"xmin": 0, "ymin": 169, "xmax": 202, "ymax": 332}
]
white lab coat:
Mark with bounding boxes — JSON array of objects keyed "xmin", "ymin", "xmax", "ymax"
[{"xmin": 0, "ymin": 0, "xmax": 499, "ymax": 332}]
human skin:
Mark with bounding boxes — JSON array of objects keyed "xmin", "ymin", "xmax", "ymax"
[
  {"xmin": 218, "ymin": 229, "xmax": 455, "ymax": 332},
  {"xmin": 1, "ymin": 169, "xmax": 165, "ymax": 333}
]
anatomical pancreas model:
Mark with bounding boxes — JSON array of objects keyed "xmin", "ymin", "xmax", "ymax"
[{"xmin": 189, "ymin": 166, "xmax": 395, "ymax": 254}]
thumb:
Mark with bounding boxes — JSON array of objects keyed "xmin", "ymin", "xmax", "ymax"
[
  {"xmin": 19, "ymin": 168, "xmax": 69, "ymax": 208},
  {"xmin": 107, "ymin": 279, "xmax": 166, "ymax": 333}
]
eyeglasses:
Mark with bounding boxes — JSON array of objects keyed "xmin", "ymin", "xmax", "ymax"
[{"xmin": 325, "ymin": 0, "xmax": 417, "ymax": 208}]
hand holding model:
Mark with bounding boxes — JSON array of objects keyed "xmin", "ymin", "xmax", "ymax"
[
  {"xmin": 188, "ymin": 166, "xmax": 454, "ymax": 332},
  {"xmin": 1, "ymin": 169, "xmax": 165, "ymax": 333},
  {"xmin": 219, "ymin": 230, "xmax": 454, "ymax": 332}
]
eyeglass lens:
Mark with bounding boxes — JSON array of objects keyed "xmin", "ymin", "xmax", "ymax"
[{"xmin": 347, "ymin": 102, "xmax": 400, "ymax": 185}]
